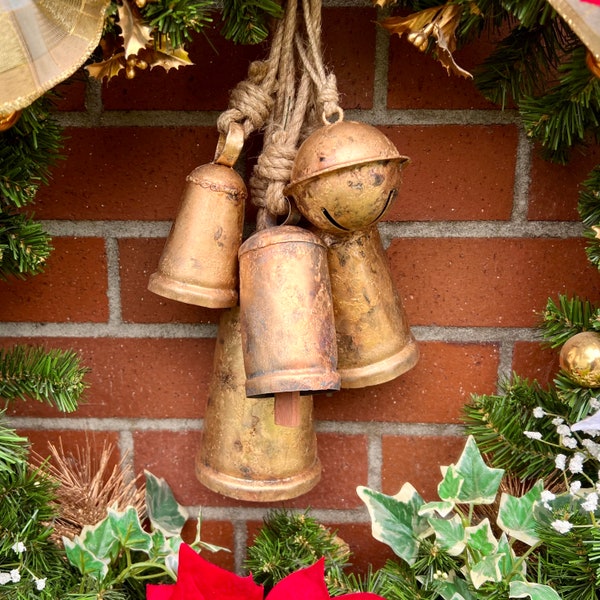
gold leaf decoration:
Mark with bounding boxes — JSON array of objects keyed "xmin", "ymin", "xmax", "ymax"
[
  {"xmin": 382, "ymin": 3, "xmax": 473, "ymax": 79},
  {"xmin": 147, "ymin": 45, "xmax": 194, "ymax": 72},
  {"xmin": 86, "ymin": 53, "xmax": 126, "ymax": 80},
  {"xmin": 118, "ymin": 0, "xmax": 154, "ymax": 58}
]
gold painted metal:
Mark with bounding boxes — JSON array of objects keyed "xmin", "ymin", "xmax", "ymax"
[
  {"xmin": 196, "ymin": 307, "xmax": 322, "ymax": 501},
  {"xmin": 0, "ymin": 110, "xmax": 21, "ymax": 131},
  {"xmin": 320, "ymin": 225, "xmax": 419, "ymax": 388},
  {"xmin": 285, "ymin": 120, "xmax": 409, "ymax": 234},
  {"xmin": 238, "ymin": 225, "xmax": 341, "ymax": 398},
  {"xmin": 148, "ymin": 161, "xmax": 246, "ymax": 308}
]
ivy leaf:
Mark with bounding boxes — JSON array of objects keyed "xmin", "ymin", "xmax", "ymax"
[
  {"xmin": 497, "ymin": 533, "xmax": 527, "ymax": 580},
  {"xmin": 470, "ymin": 553, "xmax": 503, "ymax": 589},
  {"xmin": 108, "ymin": 506, "xmax": 153, "ymax": 553},
  {"xmin": 145, "ymin": 470, "xmax": 187, "ymax": 536},
  {"xmin": 63, "ymin": 537, "xmax": 110, "ymax": 581},
  {"xmin": 443, "ymin": 436, "xmax": 504, "ymax": 504},
  {"xmin": 436, "ymin": 577, "xmax": 476, "ymax": 600},
  {"xmin": 357, "ymin": 483, "xmax": 431, "ymax": 565},
  {"xmin": 465, "ymin": 518, "xmax": 498, "ymax": 557},
  {"xmin": 419, "ymin": 500, "xmax": 455, "ymax": 517},
  {"xmin": 497, "ymin": 480, "xmax": 543, "ymax": 546},
  {"xmin": 509, "ymin": 581, "xmax": 562, "ymax": 600},
  {"xmin": 438, "ymin": 464, "xmax": 464, "ymax": 503},
  {"xmin": 429, "ymin": 513, "xmax": 465, "ymax": 556},
  {"xmin": 118, "ymin": 1, "xmax": 154, "ymax": 58},
  {"xmin": 78, "ymin": 517, "xmax": 120, "ymax": 562}
]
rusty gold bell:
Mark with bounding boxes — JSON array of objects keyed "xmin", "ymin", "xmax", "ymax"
[
  {"xmin": 196, "ymin": 307, "xmax": 321, "ymax": 501},
  {"xmin": 285, "ymin": 120, "xmax": 409, "ymax": 234},
  {"xmin": 320, "ymin": 225, "xmax": 419, "ymax": 388},
  {"xmin": 238, "ymin": 225, "xmax": 340, "ymax": 399},
  {"xmin": 148, "ymin": 124, "xmax": 246, "ymax": 308}
]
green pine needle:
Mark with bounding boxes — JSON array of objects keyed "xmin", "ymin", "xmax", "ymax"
[
  {"xmin": 220, "ymin": 0, "xmax": 283, "ymax": 45},
  {"xmin": 578, "ymin": 165, "xmax": 600, "ymax": 271},
  {"xmin": 0, "ymin": 345, "xmax": 89, "ymax": 412},
  {"xmin": 0, "ymin": 411, "xmax": 28, "ymax": 473},
  {"xmin": 540, "ymin": 295, "xmax": 600, "ymax": 348}
]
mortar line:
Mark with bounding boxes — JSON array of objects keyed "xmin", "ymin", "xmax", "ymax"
[
  {"xmin": 233, "ymin": 521, "xmax": 249, "ymax": 575},
  {"xmin": 496, "ymin": 340, "xmax": 516, "ymax": 393},
  {"xmin": 367, "ymin": 432, "xmax": 382, "ymax": 490},
  {"xmin": 105, "ymin": 237, "xmax": 123, "ymax": 326},
  {"xmin": 511, "ymin": 126, "xmax": 533, "ymax": 222},
  {"xmin": 372, "ymin": 5, "xmax": 391, "ymax": 115}
]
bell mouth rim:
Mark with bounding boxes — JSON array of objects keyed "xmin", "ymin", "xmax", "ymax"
[{"xmin": 285, "ymin": 154, "xmax": 410, "ymax": 196}]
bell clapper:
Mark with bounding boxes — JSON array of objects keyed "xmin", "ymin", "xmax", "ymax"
[{"xmin": 274, "ymin": 391, "xmax": 302, "ymax": 427}]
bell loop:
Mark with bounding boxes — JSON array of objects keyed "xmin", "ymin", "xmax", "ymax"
[{"xmin": 214, "ymin": 122, "xmax": 245, "ymax": 167}]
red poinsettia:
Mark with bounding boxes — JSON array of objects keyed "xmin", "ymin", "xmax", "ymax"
[{"xmin": 147, "ymin": 544, "xmax": 385, "ymax": 600}]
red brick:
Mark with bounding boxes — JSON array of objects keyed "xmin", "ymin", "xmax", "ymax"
[
  {"xmin": 180, "ymin": 520, "xmax": 235, "ymax": 571},
  {"xmin": 315, "ymin": 342, "xmax": 499, "ymax": 423},
  {"xmin": 528, "ymin": 144, "xmax": 600, "ymax": 221},
  {"xmin": 387, "ymin": 24, "xmax": 502, "ymax": 110},
  {"xmin": 134, "ymin": 431, "xmax": 367, "ymax": 509},
  {"xmin": 382, "ymin": 435, "xmax": 466, "ymax": 500},
  {"xmin": 0, "ymin": 238, "xmax": 108, "ymax": 322},
  {"xmin": 34, "ymin": 127, "xmax": 216, "ymax": 220},
  {"xmin": 53, "ymin": 72, "xmax": 88, "ymax": 111},
  {"xmin": 5, "ymin": 337, "xmax": 214, "ymax": 419},
  {"xmin": 322, "ymin": 8, "xmax": 376, "ymax": 110},
  {"xmin": 381, "ymin": 125, "xmax": 518, "ymax": 221},
  {"xmin": 119, "ymin": 238, "xmax": 224, "ymax": 324},
  {"xmin": 388, "ymin": 237, "xmax": 600, "ymax": 327},
  {"xmin": 512, "ymin": 341, "xmax": 560, "ymax": 387}
]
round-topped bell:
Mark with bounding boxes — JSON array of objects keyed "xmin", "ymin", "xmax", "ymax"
[{"xmin": 284, "ymin": 120, "xmax": 409, "ymax": 234}]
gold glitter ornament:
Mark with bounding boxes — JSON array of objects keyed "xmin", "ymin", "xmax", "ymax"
[{"xmin": 559, "ymin": 331, "xmax": 600, "ymax": 388}]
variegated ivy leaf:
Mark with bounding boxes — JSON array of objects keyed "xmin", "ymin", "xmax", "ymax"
[
  {"xmin": 436, "ymin": 574, "xmax": 477, "ymax": 600},
  {"xmin": 357, "ymin": 483, "xmax": 432, "ymax": 565},
  {"xmin": 429, "ymin": 513, "xmax": 465, "ymax": 556},
  {"xmin": 419, "ymin": 500, "xmax": 455, "ymax": 517},
  {"xmin": 63, "ymin": 537, "xmax": 110, "ymax": 581},
  {"xmin": 145, "ymin": 470, "xmax": 187, "ymax": 536},
  {"xmin": 496, "ymin": 533, "xmax": 527, "ymax": 580},
  {"xmin": 497, "ymin": 480, "xmax": 543, "ymax": 546},
  {"xmin": 469, "ymin": 552, "xmax": 503, "ymax": 589},
  {"xmin": 108, "ymin": 506, "xmax": 153, "ymax": 553},
  {"xmin": 77, "ymin": 516, "xmax": 120, "ymax": 563},
  {"xmin": 465, "ymin": 518, "xmax": 498, "ymax": 557},
  {"xmin": 439, "ymin": 436, "xmax": 504, "ymax": 505},
  {"xmin": 509, "ymin": 580, "xmax": 562, "ymax": 600}
]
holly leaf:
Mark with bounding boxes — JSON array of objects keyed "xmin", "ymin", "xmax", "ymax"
[
  {"xmin": 509, "ymin": 581, "xmax": 562, "ymax": 600},
  {"xmin": 381, "ymin": 3, "xmax": 472, "ymax": 79},
  {"xmin": 357, "ymin": 483, "xmax": 432, "ymax": 565},
  {"xmin": 147, "ymin": 46, "xmax": 194, "ymax": 72},
  {"xmin": 118, "ymin": 1, "xmax": 154, "ymax": 58},
  {"xmin": 497, "ymin": 480, "xmax": 543, "ymax": 546},
  {"xmin": 86, "ymin": 54, "xmax": 126, "ymax": 81}
]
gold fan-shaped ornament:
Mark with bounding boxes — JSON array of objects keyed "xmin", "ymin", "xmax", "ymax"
[{"xmin": 0, "ymin": 0, "xmax": 110, "ymax": 114}]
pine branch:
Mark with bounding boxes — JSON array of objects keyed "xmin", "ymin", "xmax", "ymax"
[
  {"xmin": 0, "ymin": 345, "xmax": 89, "ymax": 413},
  {"xmin": 540, "ymin": 295, "xmax": 600, "ymax": 348},
  {"xmin": 220, "ymin": 0, "xmax": 283, "ymax": 45},
  {"xmin": 578, "ymin": 164, "xmax": 600, "ymax": 270},
  {"xmin": 141, "ymin": 0, "xmax": 216, "ymax": 49},
  {"xmin": 0, "ymin": 411, "xmax": 28, "ymax": 474},
  {"xmin": 0, "ymin": 96, "xmax": 63, "ymax": 209},
  {"xmin": 0, "ymin": 210, "xmax": 53, "ymax": 280}
]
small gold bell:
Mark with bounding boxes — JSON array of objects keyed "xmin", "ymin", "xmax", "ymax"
[
  {"xmin": 196, "ymin": 308, "xmax": 322, "ymax": 501},
  {"xmin": 285, "ymin": 120, "xmax": 409, "ymax": 234}
]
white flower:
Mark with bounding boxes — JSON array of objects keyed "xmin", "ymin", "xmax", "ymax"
[
  {"xmin": 541, "ymin": 490, "xmax": 556, "ymax": 509},
  {"xmin": 582, "ymin": 439, "xmax": 600, "ymax": 459},
  {"xmin": 0, "ymin": 572, "xmax": 11, "ymax": 585},
  {"xmin": 524, "ymin": 431, "xmax": 543, "ymax": 440},
  {"xmin": 551, "ymin": 519, "xmax": 573, "ymax": 534},
  {"xmin": 582, "ymin": 492, "xmax": 598, "ymax": 512},
  {"xmin": 562, "ymin": 436, "xmax": 578, "ymax": 449},
  {"xmin": 33, "ymin": 577, "xmax": 46, "ymax": 591},
  {"xmin": 591, "ymin": 397, "xmax": 600, "ymax": 410},
  {"xmin": 555, "ymin": 454, "xmax": 567, "ymax": 470},
  {"xmin": 11, "ymin": 541, "xmax": 25, "ymax": 554},
  {"xmin": 570, "ymin": 480, "xmax": 582, "ymax": 494},
  {"xmin": 10, "ymin": 569, "xmax": 20, "ymax": 583},
  {"xmin": 569, "ymin": 453, "xmax": 585, "ymax": 474},
  {"xmin": 552, "ymin": 417, "xmax": 564, "ymax": 426},
  {"xmin": 533, "ymin": 407, "xmax": 546, "ymax": 418},
  {"xmin": 556, "ymin": 424, "xmax": 571, "ymax": 436}
]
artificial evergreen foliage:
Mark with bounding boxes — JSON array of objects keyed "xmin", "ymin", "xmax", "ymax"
[
  {"xmin": 0, "ymin": 345, "xmax": 89, "ymax": 413},
  {"xmin": 220, "ymin": 0, "xmax": 283, "ymax": 44},
  {"xmin": 541, "ymin": 295, "xmax": 600, "ymax": 348},
  {"xmin": 244, "ymin": 509, "xmax": 350, "ymax": 591},
  {"xmin": 578, "ymin": 165, "xmax": 600, "ymax": 269},
  {"xmin": 0, "ymin": 415, "xmax": 27, "ymax": 474}
]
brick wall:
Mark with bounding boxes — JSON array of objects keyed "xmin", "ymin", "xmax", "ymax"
[{"xmin": 2, "ymin": 0, "xmax": 600, "ymax": 575}]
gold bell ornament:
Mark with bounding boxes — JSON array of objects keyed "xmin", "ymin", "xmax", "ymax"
[
  {"xmin": 559, "ymin": 331, "xmax": 600, "ymax": 388},
  {"xmin": 196, "ymin": 307, "xmax": 321, "ymax": 501},
  {"xmin": 148, "ymin": 124, "xmax": 246, "ymax": 308},
  {"xmin": 285, "ymin": 120, "xmax": 419, "ymax": 387}
]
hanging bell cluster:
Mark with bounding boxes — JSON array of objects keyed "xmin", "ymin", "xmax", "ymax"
[{"xmin": 148, "ymin": 117, "xmax": 418, "ymax": 502}]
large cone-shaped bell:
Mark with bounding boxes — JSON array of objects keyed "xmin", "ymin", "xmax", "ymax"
[
  {"xmin": 321, "ymin": 225, "xmax": 418, "ymax": 388},
  {"xmin": 196, "ymin": 308, "xmax": 321, "ymax": 501},
  {"xmin": 238, "ymin": 225, "xmax": 340, "ymax": 398},
  {"xmin": 148, "ymin": 162, "xmax": 246, "ymax": 308}
]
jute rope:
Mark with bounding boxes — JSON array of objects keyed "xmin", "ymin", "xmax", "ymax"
[{"xmin": 217, "ymin": 0, "xmax": 343, "ymax": 225}]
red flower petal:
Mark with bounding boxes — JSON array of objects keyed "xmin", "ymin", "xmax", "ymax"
[
  {"xmin": 267, "ymin": 558, "xmax": 330, "ymax": 600},
  {"xmin": 146, "ymin": 583, "xmax": 176, "ymax": 600}
]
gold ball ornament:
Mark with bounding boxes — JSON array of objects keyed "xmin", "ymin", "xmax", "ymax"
[
  {"xmin": 285, "ymin": 120, "xmax": 410, "ymax": 234},
  {"xmin": 559, "ymin": 331, "xmax": 600, "ymax": 388}
]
